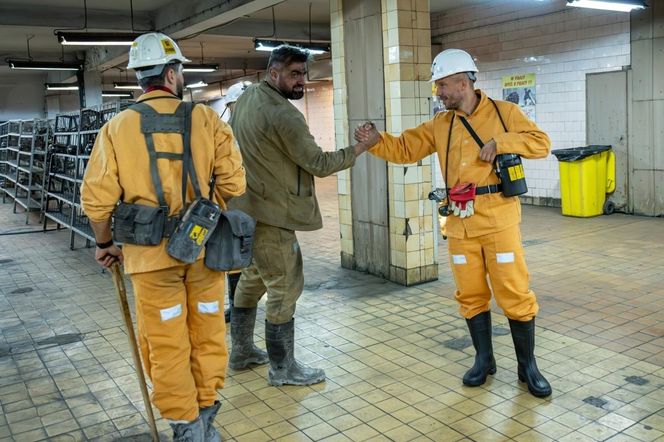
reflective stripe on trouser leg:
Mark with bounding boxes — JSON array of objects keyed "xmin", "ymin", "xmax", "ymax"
[
  {"xmin": 184, "ymin": 259, "xmax": 227, "ymax": 409},
  {"xmin": 448, "ymin": 234, "xmax": 492, "ymax": 319},
  {"xmin": 483, "ymin": 224, "xmax": 538, "ymax": 321},
  {"xmin": 235, "ymin": 222, "xmax": 304, "ymax": 324}
]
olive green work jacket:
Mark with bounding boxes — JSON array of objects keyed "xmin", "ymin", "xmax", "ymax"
[{"xmin": 229, "ymin": 81, "xmax": 356, "ymax": 231}]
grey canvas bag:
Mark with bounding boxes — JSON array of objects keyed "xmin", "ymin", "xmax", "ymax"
[{"xmin": 204, "ymin": 209, "xmax": 256, "ymax": 271}]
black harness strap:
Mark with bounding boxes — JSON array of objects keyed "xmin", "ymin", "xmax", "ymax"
[{"xmin": 129, "ymin": 101, "xmax": 198, "ymax": 233}]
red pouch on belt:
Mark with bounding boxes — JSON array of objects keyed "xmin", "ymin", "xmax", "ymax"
[{"xmin": 448, "ymin": 183, "xmax": 476, "ymax": 218}]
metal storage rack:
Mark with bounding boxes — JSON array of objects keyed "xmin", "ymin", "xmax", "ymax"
[
  {"xmin": 0, "ymin": 119, "xmax": 50, "ymax": 223},
  {"xmin": 42, "ymin": 101, "xmax": 131, "ymax": 249},
  {"xmin": 0, "ymin": 122, "xmax": 10, "ymax": 201}
]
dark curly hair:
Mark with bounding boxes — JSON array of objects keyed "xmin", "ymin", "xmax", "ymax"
[{"xmin": 267, "ymin": 45, "xmax": 311, "ymax": 69}]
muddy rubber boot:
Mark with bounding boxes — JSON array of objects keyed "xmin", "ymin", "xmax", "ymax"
[
  {"xmin": 463, "ymin": 311, "xmax": 497, "ymax": 386},
  {"xmin": 509, "ymin": 318, "xmax": 552, "ymax": 397},
  {"xmin": 224, "ymin": 273, "xmax": 240, "ymax": 323},
  {"xmin": 170, "ymin": 416, "xmax": 205, "ymax": 442},
  {"xmin": 199, "ymin": 400, "xmax": 222, "ymax": 442},
  {"xmin": 266, "ymin": 319, "xmax": 325, "ymax": 386},
  {"xmin": 229, "ymin": 307, "xmax": 269, "ymax": 370}
]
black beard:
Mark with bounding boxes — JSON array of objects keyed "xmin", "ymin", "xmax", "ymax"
[
  {"xmin": 289, "ymin": 89, "xmax": 304, "ymax": 100},
  {"xmin": 282, "ymin": 85, "xmax": 304, "ymax": 100}
]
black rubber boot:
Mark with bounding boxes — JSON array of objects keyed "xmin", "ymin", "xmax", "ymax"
[
  {"xmin": 509, "ymin": 318, "xmax": 552, "ymax": 397},
  {"xmin": 224, "ymin": 273, "xmax": 240, "ymax": 323},
  {"xmin": 229, "ymin": 307, "xmax": 269, "ymax": 370},
  {"xmin": 199, "ymin": 400, "xmax": 221, "ymax": 442},
  {"xmin": 265, "ymin": 319, "xmax": 325, "ymax": 386},
  {"xmin": 463, "ymin": 311, "xmax": 497, "ymax": 386},
  {"xmin": 170, "ymin": 416, "xmax": 205, "ymax": 442}
]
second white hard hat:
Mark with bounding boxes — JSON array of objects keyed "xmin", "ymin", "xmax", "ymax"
[
  {"xmin": 225, "ymin": 81, "xmax": 252, "ymax": 105},
  {"xmin": 430, "ymin": 49, "xmax": 478, "ymax": 83},
  {"xmin": 127, "ymin": 32, "xmax": 191, "ymax": 79}
]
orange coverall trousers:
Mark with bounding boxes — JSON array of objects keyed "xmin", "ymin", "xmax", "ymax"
[
  {"xmin": 447, "ymin": 224, "xmax": 539, "ymax": 321},
  {"xmin": 130, "ymin": 259, "xmax": 227, "ymax": 421}
]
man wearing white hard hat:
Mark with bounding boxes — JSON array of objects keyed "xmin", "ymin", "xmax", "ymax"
[
  {"xmin": 355, "ymin": 48, "xmax": 552, "ymax": 398},
  {"xmin": 81, "ymin": 32, "xmax": 246, "ymax": 441},
  {"xmin": 221, "ymin": 81, "xmax": 251, "ymax": 119}
]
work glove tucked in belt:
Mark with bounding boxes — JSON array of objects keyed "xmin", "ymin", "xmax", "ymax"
[{"xmin": 449, "ymin": 183, "xmax": 476, "ymax": 219}]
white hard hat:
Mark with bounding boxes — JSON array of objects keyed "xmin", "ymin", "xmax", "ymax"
[
  {"xmin": 430, "ymin": 49, "xmax": 478, "ymax": 83},
  {"xmin": 225, "ymin": 81, "xmax": 251, "ymax": 106},
  {"xmin": 127, "ymin": 32, "xmax": 191, "ymax": 79}
]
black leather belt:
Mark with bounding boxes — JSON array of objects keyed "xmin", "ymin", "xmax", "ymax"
[{"xmin": 475, "ymin": 184, "xmax": 502, "ymax": 195}]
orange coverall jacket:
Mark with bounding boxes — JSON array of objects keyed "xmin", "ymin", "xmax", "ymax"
[
  {"xmin": 369, "ymin": 90, "xmax": 551, "ymax": 239},
  {"xmin": 81, "ymin": 90, "xmax": 246, "ymax": 274}
]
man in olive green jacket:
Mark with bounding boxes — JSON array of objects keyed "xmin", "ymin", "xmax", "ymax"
[{"xmin": 228, "ymin": 45, "xmax": 372, "ymax": 386}]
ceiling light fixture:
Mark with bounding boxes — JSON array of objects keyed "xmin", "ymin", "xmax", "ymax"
[
  {"xmin": 184, "ymin": 42, "xmax": 218, "ymax": 73},
  {"xmin": 7, "ymin": 35, "xmax": 83, "ymax": 71},
  {"xmin": 57, "ymin": 31, "xmax": 142, "ymax": 46},
  {"xmin": 113, "ymin": 82, "xmax": 142, "ymax": 90},
  {"xmin": 183, "ymin": 64, "xmax": 219, "ymax": 73},
  {"xmin": 102, "ymin": 90, "xmax": 133, "ymax": 97},
  {"xmin": 45, "ymin": 83, "xmax": 79, "ymax": 91},
  {"xmin": 566, "ymin": 0, "xmax": 647, "ymax": 12},
  {"xmin": 186, "ymin": 81, "xmax": 208, "ymax": 89},
  {"xmin": 254, "ymin": 39, "xmax": 330, "ymax": 55},
  {"xmin": 8, "ymin": 60, "xmax": 82, "ymax": 71}
]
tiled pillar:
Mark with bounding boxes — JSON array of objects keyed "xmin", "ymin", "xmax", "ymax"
[
  {"xmin": 330, "ymin": 0, "xmax": 355, "ymax": 268},
  {"xmin": 332, "ymin": 0, "xmax": 437, "ymax": 285},
  {"xmin": 381, "ymin": 0, "xmax": 436, "ymax": 285}
]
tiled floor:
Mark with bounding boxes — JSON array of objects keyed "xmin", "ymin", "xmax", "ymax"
[{"xmin": 0, "ymin": 176, "xmax": 663, "ymax": 442}]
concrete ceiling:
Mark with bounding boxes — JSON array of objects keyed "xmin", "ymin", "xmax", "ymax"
[{"xmin": 0, "ymin": 0, "xmax": 497, "ymax": 86}]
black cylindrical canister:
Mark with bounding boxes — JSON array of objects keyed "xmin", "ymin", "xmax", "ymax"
[{"xmin": 496, "ymin": 154, "xmax": 528, "ymax": 197}]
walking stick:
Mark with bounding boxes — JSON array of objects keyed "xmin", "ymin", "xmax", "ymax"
[{"xmin": 110, "ymin": 262, "xmax": 160, "ymax": 442}]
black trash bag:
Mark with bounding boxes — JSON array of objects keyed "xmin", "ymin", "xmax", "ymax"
[{"xmin": 552, "ymin": 145, "xmax": 611, "ymax": 162}]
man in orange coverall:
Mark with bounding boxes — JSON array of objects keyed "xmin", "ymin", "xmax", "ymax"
[
  {"xmin": 355, "ymin": 49, "xmax": 552, "ymax": 398},
  {"xmin": 81, "ymin": 32, "xmax": 245, "ymax": 440}
]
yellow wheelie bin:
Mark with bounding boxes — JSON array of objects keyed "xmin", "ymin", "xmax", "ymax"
[{"xmin": 552, "ymin": 145, "xmax": 616, "ymax": 217}]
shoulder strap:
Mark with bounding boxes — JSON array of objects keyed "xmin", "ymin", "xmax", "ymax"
[
  {"xmin": 488, "ymin": 98, "xmax": 508, "ymax": 132},
  {"xmin": 180, "ymin": 102, "xmax": 202, "ymax": 206},
  {"xmin": 458, "ymin": 97, "xmax": 510, "ymax": 150},
  {"xmin": 130, "ymin": 102, "xmax": 169, "ymax": 209},
  {"xmin": 458, "ymin": 116, "xmax": 484, "ymax": 150},
  {"xmin": 444, "ymin": 113, "xmax": 455, "ymax": 190}
]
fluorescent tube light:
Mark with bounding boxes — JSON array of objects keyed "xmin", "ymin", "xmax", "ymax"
[
  {"xmin": 183, "ymin": 64, "xmax": 219, "ymax": 73},
  {"xmin": 45, "ymin": 83, "xmax": 79, "ymax": 91},
  {"xmin": 566, "ymin": 0, "xmax": 647, "ymax": 12},
  {"xmin": 57, "ymin": 32, "xmax": 141, "ymax": 46},
  {"xmin": 8, "ymin": 60, "xmax": 82, "ymax": 71},
  {"xmin": 114, "ymin": 82, "xmax": 142, "ymax": 90},
  {"xmin": 186, "ymin": 81, "xmax": 208, "ymax": 89},
  {"xmin": 102, "ymin": 91, "xmax": 133, "ymax": 97},
  {"xmin": 254, "ymin": 39, "xmax": 330, "ymax": 55}
]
